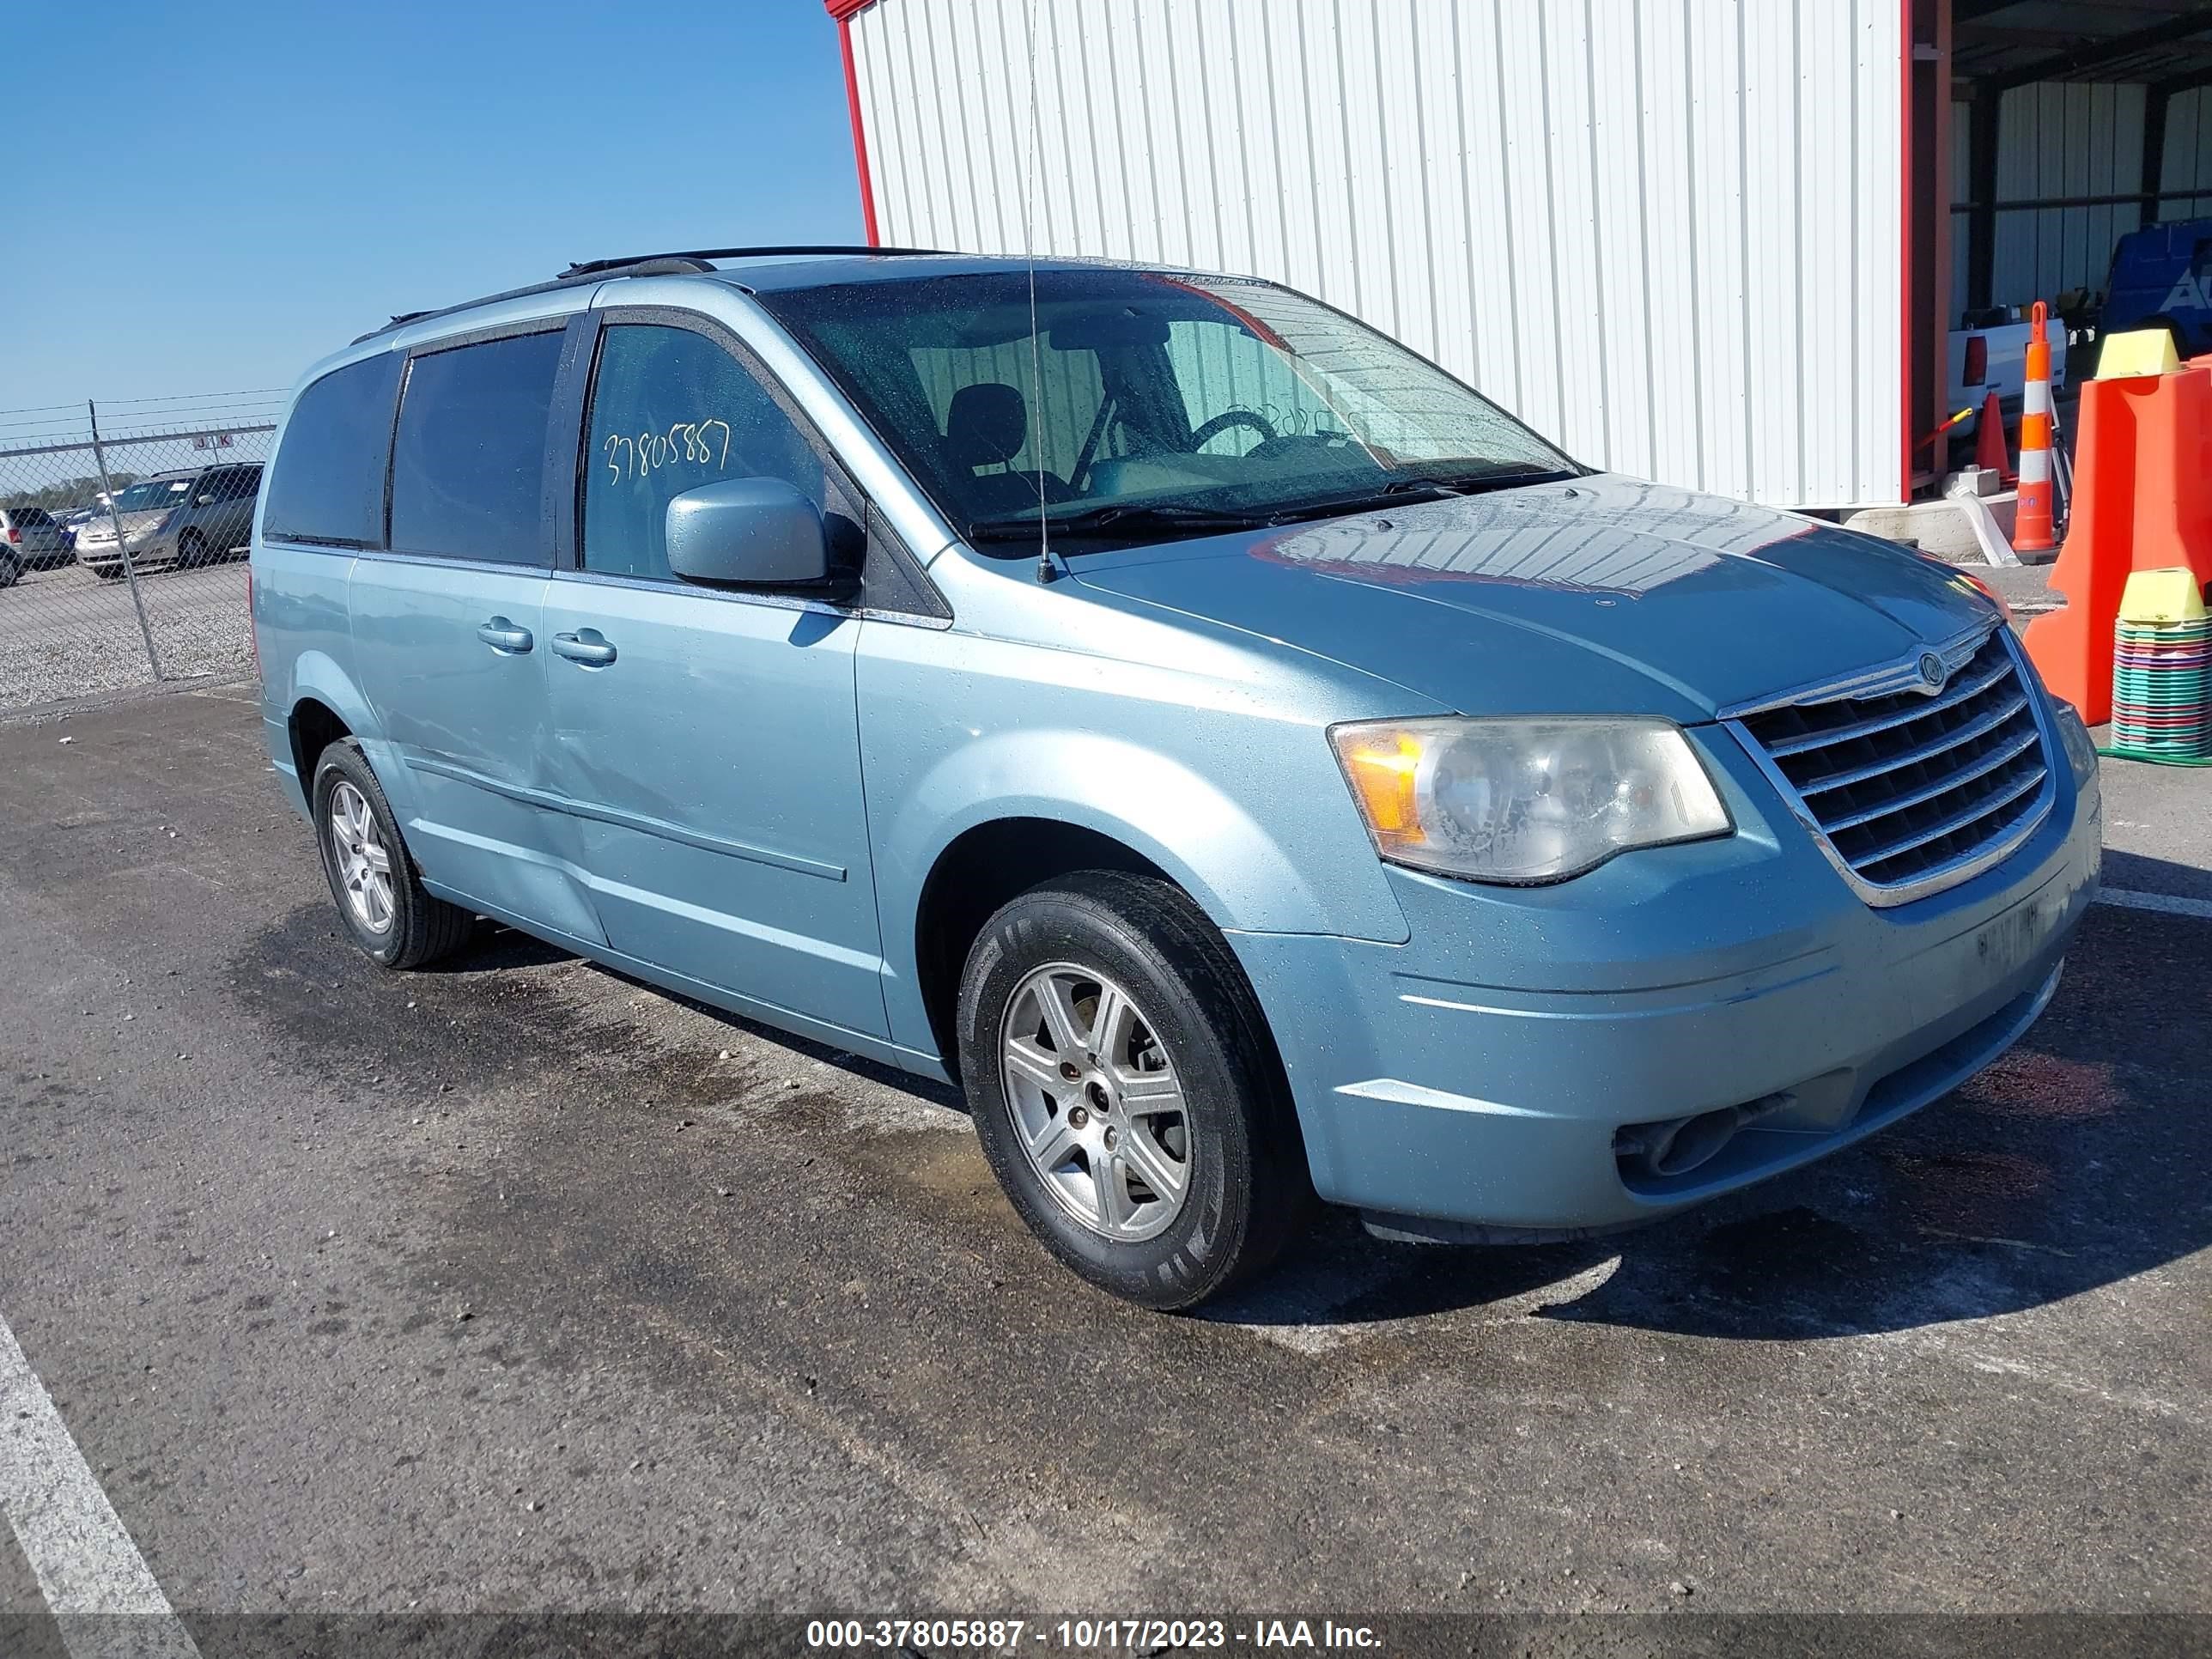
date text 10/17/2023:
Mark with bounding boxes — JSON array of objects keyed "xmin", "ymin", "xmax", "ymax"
[{"xmin": 805, "ymin": 1619, "xmax": 1384, "ymax": 1650}]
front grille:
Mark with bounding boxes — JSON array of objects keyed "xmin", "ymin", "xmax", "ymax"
[{"xmin": 1733, "ymin": 629, "xmax": 2050, "ymax": 902}]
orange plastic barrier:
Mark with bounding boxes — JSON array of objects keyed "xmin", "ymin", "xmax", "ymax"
[{"xmin": 2022, "ymin": 360, "xmax": 2212, "ymax": 724}]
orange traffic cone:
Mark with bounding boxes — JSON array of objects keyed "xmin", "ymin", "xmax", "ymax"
[
  {"xmin": 1974, "ymin": 390, "xmax": 2013, "ymax": 481},
  {"xmin": 2014, "ymin": 301, "xmax": 2057, "ymax": 553}
]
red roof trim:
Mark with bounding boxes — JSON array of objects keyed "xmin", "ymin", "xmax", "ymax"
[
  {"xmin": 832, "ymin": 9, "xmax": 880, "ymax": 246},
  {"xmin": 1899, "ymin": 0, "xmax": 1915, "ymax": 505}
]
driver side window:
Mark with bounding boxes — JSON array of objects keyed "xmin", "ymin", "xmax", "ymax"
[{"xmin": 583, "ymin": 324, "xmax": 825, "ymax": 582}]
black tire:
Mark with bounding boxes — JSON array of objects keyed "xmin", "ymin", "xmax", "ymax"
[
  {"xmin": 0, "ymin": 556, "xmax": 17, "ymax": 589},
  {"xmin": 176, "ymin": 530, "xmax": 207, "ymax": 569},
  {"xmin": 310, "ymin": 738, "xmax": 473, "ymax": 969},
  {"xmin": 957, "ymin": 870, "xmax": 1312, "ymax": 1310}
]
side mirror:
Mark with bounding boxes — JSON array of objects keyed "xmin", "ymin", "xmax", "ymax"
[
  {"xmin": 194, "ymin": 494, "xmax": 216, "ymax": 507},
  {"xmin": 665, "ymin": 478, "xmax": 828, "ymax": 587}
]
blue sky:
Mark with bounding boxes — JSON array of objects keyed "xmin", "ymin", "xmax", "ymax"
[{"xmin": 2, "ymin": 0, "xmax": 863, "ymax": 417}]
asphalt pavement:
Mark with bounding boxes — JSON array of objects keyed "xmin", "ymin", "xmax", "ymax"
[{"xmin": 0, "ymin": 685, "xmax": 2207, "ymax": 1653}]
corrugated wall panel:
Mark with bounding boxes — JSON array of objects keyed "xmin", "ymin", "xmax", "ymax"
[
  {"xmin": 1990, "ymin": 82, "xmax": 2144, "ymax": 309},
  {"xmin": 1637, "ymin": 0, "xmax": 1701, "ymax": 494},
  {"xmin": 1851, "ymin": 0, "xmax": 1899, "ymax": 502},
  {"xmin": 1685, "ymin": 0, "xmax": 1751, "ymax": 503},
  {"xmin": 2161, "ymin": 87, "xmax": 2212, "ymax": 216},
  {"xmin": 1590, "ymin": 7, "xmax": 1656, "ymax": 483},
  {"xmin": 1950, "ymin": 98, "xmax": 1972, "ymax": 323},
  {"xmin": 848, "ymin": 0, "xmax": 1905, "ymax": 507}
]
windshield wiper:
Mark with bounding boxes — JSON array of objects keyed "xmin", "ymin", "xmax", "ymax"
[
  {"xmin": 1249, "ymin": 469, "xmax": 1579, "ymax": 529},
  {"xmin": 965, "ymin": 467, "xmax": 1583, "ymax": 545},
  {"xmin": 1255, "ymin": 480, "xmax": 1463, "ymax": 523},
  {"xmin": 1397, "ymin": 465, "xmax": 1581, "ymax": 496},
  {"xmin": 966, "ymin": 503, "xmax": 1271, "ymax": 542}
]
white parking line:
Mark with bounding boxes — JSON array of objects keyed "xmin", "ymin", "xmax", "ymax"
[
  {"xmin": 2094, "ymin": 886, "xmax": 2212, "ymax": 921},
  {"xmin": 0, "ymin": 1314, "xmax": 200, "ymax": 1659}
]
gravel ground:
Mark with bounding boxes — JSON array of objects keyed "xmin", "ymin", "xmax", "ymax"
[{"xmin": 0, "ymin": 556, "xmax": 252, "ymax": 709}]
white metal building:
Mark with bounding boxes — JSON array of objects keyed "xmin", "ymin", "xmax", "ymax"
[{"xmin": 824, "ymin": 0, "xmax": 2212, "ymax": 510}]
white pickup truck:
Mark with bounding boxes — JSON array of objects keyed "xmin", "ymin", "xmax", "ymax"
[{"xmin": 1948, "ymin": 313, "xmax": 2069, "ymax": 428}]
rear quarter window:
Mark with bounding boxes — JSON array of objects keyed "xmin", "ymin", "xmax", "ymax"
[{"xmin": 264, "ymin": 354, "xmax": 404, "ymax": 547}]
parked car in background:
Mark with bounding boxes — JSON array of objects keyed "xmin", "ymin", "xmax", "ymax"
[
  {"xmin": 0, "ymin": 506, "xmax": 74, "ymax": 572},
  {"xmin": 61, "ymin": 498, "xmax": 118, "ymax": 550},
  {"xmin": 2100, "ymin": 217, "xmax": 2212, "ymax": 365},
  {"xmin": 76, "ymin": 464, "xmax": 262, "ymax": 579},
  {"xmin": 253, "ymin": 252, "xmax": 2101, "ymax": 1310}
]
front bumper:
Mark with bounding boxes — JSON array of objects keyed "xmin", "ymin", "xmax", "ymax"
[
  {"xmin": 1228, "ymin": 718, "xmax": 2101, "ymax": 1233},
  {"xmin": 76, "ymin": 539, "xmax": 168, "ymax": 570}
]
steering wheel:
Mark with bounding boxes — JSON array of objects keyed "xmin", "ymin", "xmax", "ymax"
[{"xmin": 1190, "ymin": 409, "xmax": 1278, "ymax": 452}]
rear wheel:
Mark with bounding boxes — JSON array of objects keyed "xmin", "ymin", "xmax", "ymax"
[
  {"xmin": 311, "ymin": 739, "xmax": 473, "ymax": 969},
  {"xmin": 0, "ymin": 555, "xmax": 18, "ymax": 589},
  {"xmin": 957, "ymin": 871, "xmax": 1311, "ymax": 1310}
]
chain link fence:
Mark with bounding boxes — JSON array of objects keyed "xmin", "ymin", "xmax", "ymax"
[{"xmin": 0, "ymin": 392, "xmax": 283, "ymax": 711}]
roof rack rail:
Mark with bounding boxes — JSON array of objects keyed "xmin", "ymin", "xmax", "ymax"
[
  {"xmin": 350, "ymin": 245, "xmax": 947, "ymax": 345},
  {"xmin": 557, "ymin": 244, "xmax": 946, "ymax": 279}
]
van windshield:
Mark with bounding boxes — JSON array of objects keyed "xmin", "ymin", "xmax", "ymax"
[
  {"xmin": 757, "ymin": 269, "xmax": 1577, "ymax": 549},
  {"xmin": 112, "ymin": 477, "xmax": 193, "ymax": 512}
]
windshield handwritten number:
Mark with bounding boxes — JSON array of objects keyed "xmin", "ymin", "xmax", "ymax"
[{"xmin": 602, "ymin": 417, "xmax": 734, "ymax": 484}]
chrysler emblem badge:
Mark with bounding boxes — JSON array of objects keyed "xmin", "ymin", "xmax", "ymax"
[{"xmin": 1917, "ymin": 652, "xmax": 1947, "ymax": 691}]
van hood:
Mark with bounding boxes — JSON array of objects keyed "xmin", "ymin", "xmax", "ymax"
[
  {"xmin": 76, "ymin": 509, "xmax": 170, "ymax": 543},
  {"xmin": 1070, "ymin": 475, "xmax": 2000, "ymax": 723}
]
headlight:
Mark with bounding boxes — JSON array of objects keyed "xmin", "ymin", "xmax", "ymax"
[
  {"xmin": 2050, "ymin": 696, "xmax": 2098, "ymax": 781},
  {"xmin": 2014, "ymin": 638, "xmax": 2097, "ymax": 781},
  {"xmin": 1329, "ymin": 716, "xmax": 1733, "ymax": 884}
]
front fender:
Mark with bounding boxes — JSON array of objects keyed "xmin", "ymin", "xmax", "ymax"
[{"xmin": 871, "ymin": 723, "xmax": 1411, "ymax": 1054}]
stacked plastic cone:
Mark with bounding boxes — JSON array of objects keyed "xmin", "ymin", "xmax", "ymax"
[{"xmin": 2108, "ymin": 568, "xmax": 2212, "ymax": 764}]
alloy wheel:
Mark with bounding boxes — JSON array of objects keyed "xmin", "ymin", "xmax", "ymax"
[
  {"xmin": 1000, "ymin": 963, "xmax": 1192, "ymax": 1243},
  {"xmin": 327, "ymin": 781, "xmax": 395, "ymax": 934}
]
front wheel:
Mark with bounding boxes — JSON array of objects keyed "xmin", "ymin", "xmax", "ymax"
[
  {"xmin": 176, "ymin": 530, "xmax": 208, "ymax": 568},
  {"xmin": 957, "ymin": 871, "xmax": 1311, "ymax": 1309},
  {"xmin": 311, "ymin": 739, "xmax": 473, "ymax": 969}
]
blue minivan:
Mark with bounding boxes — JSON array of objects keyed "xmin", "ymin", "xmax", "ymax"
[{"xmin": 252, "ymin": 249, "xmax": 2101, "ymax": 1309}]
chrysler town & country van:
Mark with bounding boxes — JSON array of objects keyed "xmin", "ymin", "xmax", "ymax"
[{"xmin": 252, "ymin": 249, "xmax": 2101, "ymax": 1309}]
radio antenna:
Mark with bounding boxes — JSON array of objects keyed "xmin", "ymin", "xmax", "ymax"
[{"xmin": 1021, "ymin": 0, "xmax": 1052, "ymax": 584}]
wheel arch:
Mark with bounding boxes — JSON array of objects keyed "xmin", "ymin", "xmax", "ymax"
[
  {"xmin": 288, "ymin": 696, "xmax": 352, "ymax": 792},
  {"xmin": 277, "ymin": 650, "xmax": 386, "ymax": 797},
  {"xmin": 877, "ymin": 726, "xmax": 1407, "ymax": 1069},
  {"xmin": 912, "ymin": 817, "xmax": 1182, "ymax": 1075}
]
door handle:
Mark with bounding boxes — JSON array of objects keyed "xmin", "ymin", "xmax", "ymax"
[
  {"xmin": 550, "ymin": 629, "xmax": 617, "ymax": 666},
  {"xmin": 476, "ymin": 617, "xmax": 533, "ymax": 654}
]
